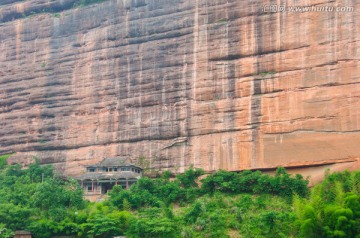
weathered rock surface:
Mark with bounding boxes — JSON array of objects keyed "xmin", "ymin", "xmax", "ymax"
[{"xmin": 1, "ymin": 0, "xmax": 360, "ymax": 177}]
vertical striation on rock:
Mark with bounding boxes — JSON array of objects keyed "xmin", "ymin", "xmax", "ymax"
[{"xmin": 0, "ymin": 0, "xmax": 359, "ymax": 176}]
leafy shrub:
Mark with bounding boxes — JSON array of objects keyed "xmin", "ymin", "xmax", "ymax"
[
  {"xmin": 0, "ymin": 224, "xmax": 14, "ymax": 238},
  {"xmin": 176, "ymin": 166, "xmax": 204, "ymax": 188},
  {"xmin": 86, "ymin": 210, "xmax": 131, "ymax": 238},
  {"xmin": 0, "ymin": 154, "xmax": 13, "ymax": 169},
  {"xmin": 201, "ymin": 167, "xmax": 309, "ymax": 197},
  {"xmin": 126, "ymin": 208, "xmax": 178, "ymax": 238}
]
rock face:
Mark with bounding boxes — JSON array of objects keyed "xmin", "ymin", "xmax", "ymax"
[{"xmin": 1, "ymin": 0, "xmax": 360, "ymax": 176}]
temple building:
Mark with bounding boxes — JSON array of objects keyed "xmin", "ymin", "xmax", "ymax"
[{"xmin": 76, "ymin": 158, "xmax": 142, "ymax": 201}]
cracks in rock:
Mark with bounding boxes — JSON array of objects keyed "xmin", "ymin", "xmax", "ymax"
[
  {"xmin": 208, "ymin": 45, "xmax": 311, "ymax": 62},
  {"xmin": 265, "ymin": 129, "xmax": 360, "ymax": 136},
  {"xmin": 161, "ymin": 137, "xmax": 188, "ymax": 150}
]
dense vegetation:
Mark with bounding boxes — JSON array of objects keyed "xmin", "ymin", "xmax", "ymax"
[
  {"xmin": 293, "ymin": 170, "xmax": 360, "ymax": 238},
  {"xmin": 73, "ymin": 0, "xmax": 107, "ymax": 7},
  {"xmin": 0, "ymin": 155, "xmax": 358, "ymax": 238}
]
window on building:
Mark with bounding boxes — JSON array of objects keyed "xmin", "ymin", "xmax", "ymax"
[
  {"xmin": 126, "ymin": 167, "xmax": 130, "ymax": 171},
  {"xmin": 109, "ymin": 168, "xmax": 113, "ymax": 172},
  {"xmin": 114, "ymin": 168, "xmax": 118, "ymax": 172},
  {"xmin": 121, "ymin": 167, "xmax": 126, "ymax": 171},
  {"xmin": 87, "ymin": 186, "xmax": 92, "ymax": 192},
  {"xmin": 88, "ymin": 168, "xmax": 95, "ymax": 172}
]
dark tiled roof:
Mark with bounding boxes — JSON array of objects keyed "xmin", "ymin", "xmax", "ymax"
[{"xmin": 75, "ymin": 171, "xmax": 141, "ymax": 181}]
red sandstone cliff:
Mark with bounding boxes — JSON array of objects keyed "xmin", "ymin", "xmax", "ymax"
[{"xmin": 0, "ymin": 0, "xmax": 359, "ymax": 177}]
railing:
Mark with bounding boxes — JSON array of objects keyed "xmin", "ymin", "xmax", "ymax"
[{"xmin": 83, "ymin": 189, "xmax": 101, "ymax": 195}]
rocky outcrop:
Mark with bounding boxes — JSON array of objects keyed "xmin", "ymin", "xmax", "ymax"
[{"xmin": 1, "ymin": 0, "xmax": 360, "ymax": 176}]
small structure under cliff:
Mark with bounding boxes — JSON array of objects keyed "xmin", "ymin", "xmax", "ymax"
[{"xmin": 75, "ymin": 158, "xmax": 142, "ymax": 201}]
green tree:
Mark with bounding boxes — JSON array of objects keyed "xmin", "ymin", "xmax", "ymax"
[
  {"xmin": 294, "ymin": 170, "xmax": 360, "ymax": 238},
  {"xmin": 176, "ymin": 166, "xmax": 204, "ymax": 188}
]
